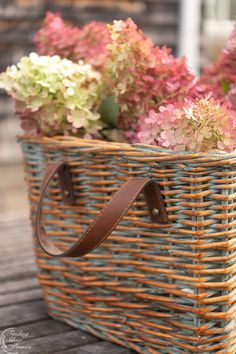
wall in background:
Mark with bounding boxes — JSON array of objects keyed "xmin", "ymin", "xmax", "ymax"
[{"xmin": 0, "ymin": 0, "xmax": 179, "ymax": 74}]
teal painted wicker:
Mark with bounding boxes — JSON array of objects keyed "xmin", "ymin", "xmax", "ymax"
[{"xmin": 20, "ymin": 136, "xmax": 236, "ymax": 354}]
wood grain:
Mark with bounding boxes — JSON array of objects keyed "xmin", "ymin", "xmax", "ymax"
[{"xmin": 0, "ymin": 216, "xmax": 132, "ymax": 354}]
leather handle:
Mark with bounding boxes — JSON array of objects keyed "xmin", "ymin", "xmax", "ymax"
[{"xmin": 35, "ymin": 162, "xmax": 168, "ymax": 257}]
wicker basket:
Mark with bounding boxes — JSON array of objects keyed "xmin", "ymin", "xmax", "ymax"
[{"xmin": 20, "ymin": 135, "xmax": 236, "ymax": 354}]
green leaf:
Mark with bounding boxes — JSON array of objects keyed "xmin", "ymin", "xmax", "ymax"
[
  {"xmin": 99, "ymin": 96, "xmax": 119, "ymax": 128},
  {"xmin": 220, "ymin": 79, "xmax": 230, "ymax": 93}
]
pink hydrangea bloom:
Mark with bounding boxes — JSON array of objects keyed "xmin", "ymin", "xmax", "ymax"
[
  {"xmin": 34, "ymin": 12, "xmax": 81, "ymax": 59},
  {"xmin": 137, "ymin": 96, "xmax": 236, "ymax": 152},
  {"xmin": 74, "ymin": 21, "xmax": 111, "ymax": 68},
  {"xmin": 195, "ymin": 22, "xmax": 236, "ymax": 108},
  {"xmin": 105, "ymin": 18, "xmax": 195, "ymax": 132},
  {"xmin": 34, "ymin": 12, "xmax": 111, "ymax": 71}
]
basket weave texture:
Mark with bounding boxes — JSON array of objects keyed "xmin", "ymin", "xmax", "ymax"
[{"xmin": 20, "ymin": 136, "xmax": 236, "ymax": 354}]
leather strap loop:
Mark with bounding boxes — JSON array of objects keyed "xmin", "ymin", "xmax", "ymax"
[{"xmin": 35, "ymin": 162, "xmax": 168, "ymax": 257}]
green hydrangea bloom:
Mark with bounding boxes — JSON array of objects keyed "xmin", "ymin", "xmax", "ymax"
[{"xmin": 0, "ymin": 53, "xmax": 104, "ymax": 137}]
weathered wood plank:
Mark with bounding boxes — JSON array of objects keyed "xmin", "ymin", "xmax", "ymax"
[
  {"xmin": 21, "ymin": 329, "xmax": 99, "ymax": 354},
  {"xmin": 0, "ymin": 251, "xmax": 34, "ymax": 265},
  {"xmin": 0, "ymin": 227, "xmax": 31, "ymax": 239},
  {"xmin": 58, "ymin": 341, "xmax": 133, "ymax": 354},
  {"xmin": 0, "ymin": 245, "xmax": 33, "ymax": 257},
  {"xmin": 0, "ymin": 225, "xmax": 31, "ymax": 237},
  {"xmin": 0, "ymin": 277, "xmax": 39, "ymax": 295},
  {"xmin": 0, "ymin": 300, "xmax": 48, "ymax": 329},
  {"xmin": 0, "ymin": 224, "xmax": 31, "ymax": 233},
  {"xmin": 0, "ymin": 227, "xmax": 32, "ymax": 239},
  {"xmin": 1, "ymin": 214, "xmax": 29, "ymax": 223},
  {"xmin": 0, "ymin": 255, "xmax": 34, "ymax": 268},
  {"xmin": 0, "ymin": 213, "xmax": 29, "ymax": 222},
  {"xmin": 0, "ymin": 287, "xmax": 42, "ymax": 307},
  {"xmin": 8, "ymin": 318, "xmax": 74, "ymax": 341},
  {"xmin": 0, "ymin": 215, "xmax": 137, "ymax": 354},
  {"xmin": 0, "ymin": 240, "xmax": 31, "ymax": 251},
  {"xmin": 0, "ymin": 261, "xmax": 37, "ymax": 281}
]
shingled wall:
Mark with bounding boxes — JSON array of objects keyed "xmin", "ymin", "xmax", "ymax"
[{"xmin": 0, "ymin": 0, "xmax": 180, "ymax": 120}]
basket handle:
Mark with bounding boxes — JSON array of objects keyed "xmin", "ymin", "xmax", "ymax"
[{"xmin": 35, "ymin": 162, "xmax": 168, "ymax": 257}]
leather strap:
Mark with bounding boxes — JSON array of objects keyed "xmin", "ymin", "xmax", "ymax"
[{"xmin": 35, "ymin": 162, "xmax": 168, "ymax": 257}]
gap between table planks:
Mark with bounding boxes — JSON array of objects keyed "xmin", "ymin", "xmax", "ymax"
[{"xmin": 0, "ymin": 215, "xmax": 132, "ymax": 354}]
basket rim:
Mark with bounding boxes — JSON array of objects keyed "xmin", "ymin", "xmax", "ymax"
[{"xmin": 18, "ymin": 135, "xmax": 236, "ymax": 164}]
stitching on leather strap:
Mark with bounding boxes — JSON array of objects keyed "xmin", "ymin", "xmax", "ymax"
[{"xmin": 35, "ymin": 162, "xmax": 168, "ymax": 258}]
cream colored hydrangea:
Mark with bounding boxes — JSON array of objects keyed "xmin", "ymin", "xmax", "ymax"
[{"xmin": 0, "ymin": 53, "xmax": 104, "ymax": 137}]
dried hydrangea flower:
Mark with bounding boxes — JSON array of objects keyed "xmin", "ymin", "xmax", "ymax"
[
  {"xmin": 195, "ymin": 22, "xmax": 236, "ymax": 109},
  {"xmin": 137, "ymin": 96, "xmax": 236, "ymax": 152},
  {"xmin": 0, "ymin": 53, "xmax": 104, "ymax": 137},
  {"xmin": 34, "ymin": 12, "xmax": 111, "ymax": 71},
  {"xmin": 105, "ymin": 18, "xmax": 194, "ymax": 134}
]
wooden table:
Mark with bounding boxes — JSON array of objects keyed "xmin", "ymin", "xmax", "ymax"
[{"xmin": 0, "ymin": 215, "xmax": 132, "ymax": 354}]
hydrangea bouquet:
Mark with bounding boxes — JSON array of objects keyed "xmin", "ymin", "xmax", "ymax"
[
  {"xmin": 1, "ymin": 12, "xmax": 236, "ymax": 153},
  {"xmin": 0, "ymin": 53, "xmax": 104, "ymax": 137}
]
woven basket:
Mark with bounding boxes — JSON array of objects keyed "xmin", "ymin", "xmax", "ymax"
[{"xmin": 20, "ymin": 135, "xmax": 236, "ymax": 354}]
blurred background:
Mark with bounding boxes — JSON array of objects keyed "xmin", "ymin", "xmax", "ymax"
[{"xmin": 0, "ymin": 0, "xmax": 235, "ymax": 217}]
